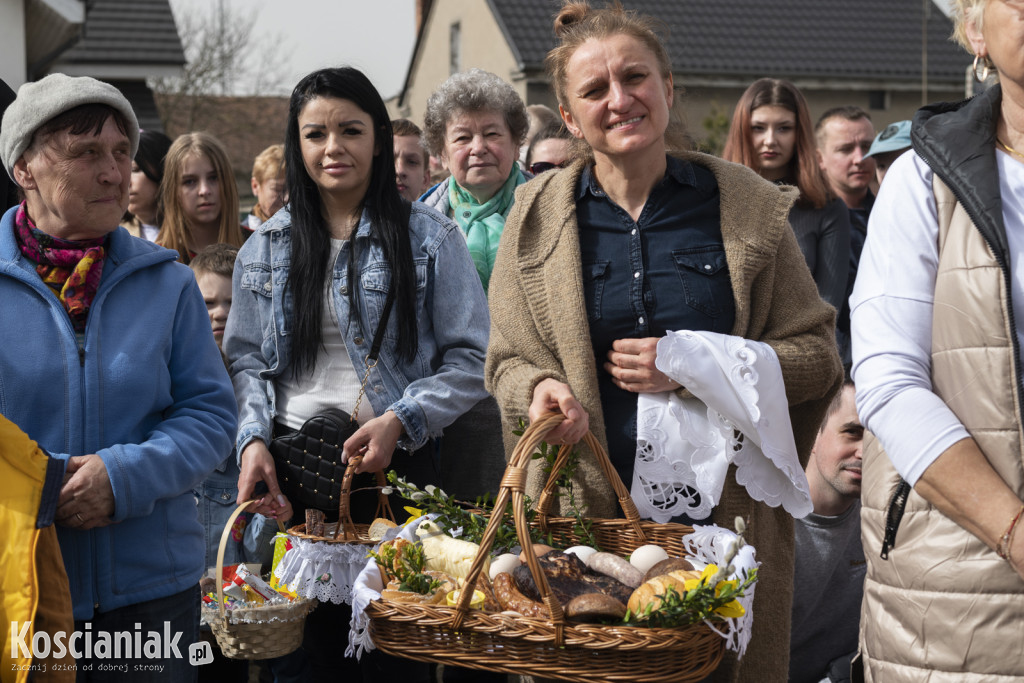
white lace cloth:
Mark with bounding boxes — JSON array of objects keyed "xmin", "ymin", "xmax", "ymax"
[
  {"xmin": 631, "ymin": 330, "xmax": 812, "ymax": 522},
  {"xmin": 346, "ymin": 518, "xmax": 755, "ymax": 658},
  {"xmin": 273, "ymin": 535, "xmax": 375, "ymax": 605},
  {"xmin": 347, "ymin": 516, "xmax": 429, "ymax": 658},
  {"xmin": 683, "ymin": 524, "xmax": 758, "ymax": 657}
]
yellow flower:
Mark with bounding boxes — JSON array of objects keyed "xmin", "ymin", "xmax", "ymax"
[
  {"xmin": 684, "ymin": 564, "xmax": 746, "ymax": 619},
  {"xmin": 714, "ymin": 599, "xmax": 745, "ymax": 618},
  {"xmin": 683, "ymin": 563, "xmax": 719, "ymax": 591},
  {"xmin": 403, "ymin": 506, "xmax": 424, "ymax": 524}
]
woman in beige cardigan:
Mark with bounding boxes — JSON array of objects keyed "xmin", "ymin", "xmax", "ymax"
[{"xmin": 485, "ymin": 3, "xmax": 842, "ymax": 681}]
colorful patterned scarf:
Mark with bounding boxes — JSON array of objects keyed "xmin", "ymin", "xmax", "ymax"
[
  {"xmin": 14, "ymin": 202, "xmax": 107, "ymax": 332},
  {"xmin": 448, "ymin": 166, "xmax": 527, "ymax": 293}
]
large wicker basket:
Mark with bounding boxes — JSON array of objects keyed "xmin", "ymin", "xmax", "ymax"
[
  {"xmin": 365, "ymin": 413, "xmax": 726, "ymax": 682},
  {"xmin": 208, "ymin": 500, "xmax": 316, "ymax": 660}
]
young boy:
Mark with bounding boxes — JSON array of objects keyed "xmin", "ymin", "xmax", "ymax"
[
  {"xmin": 190, "ymin": 244, "xmax": 279, "ymax": 569},
  {"xmin": 391, "ymin": 119, "xmax": 431, "ymax": 202},
  {"xmin": 191, "ymin": 244, "xmax": 284, "ymax": 680}
]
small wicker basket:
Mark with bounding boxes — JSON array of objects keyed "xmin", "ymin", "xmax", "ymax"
[
  {"xmin": 365, "ymin": 413, "xmax": 726, "ymax": 682},
  {"xmin": 287, "ymin": 454, "xmax": 395, "ymax": 542},
  {"xmin": 208, "ymin": 500, "xmax": 316, "ymax": 660}
]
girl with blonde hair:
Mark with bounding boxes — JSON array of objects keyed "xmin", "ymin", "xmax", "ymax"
[{"xmin": 158, "ymin": 132, "xmax": 244, "ymax": 263}]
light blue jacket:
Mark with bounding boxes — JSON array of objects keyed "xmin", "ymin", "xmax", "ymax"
[
  {"xmin": 0, "ymin": 205, "xmax": 238, "ymax": 619},
  {"xmin": 224, "ymin": 203, "xmax": 490, "ymax": 456}
]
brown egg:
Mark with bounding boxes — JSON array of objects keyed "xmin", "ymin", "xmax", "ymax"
[{"xmin": 518, "ymin": 544, "xmax": 555, "ymax": 563}]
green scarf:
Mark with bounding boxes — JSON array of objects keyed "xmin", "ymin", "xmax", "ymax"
[{"xmin": 449, "ymin": 166, "xmax": 526, "ymax": 292}]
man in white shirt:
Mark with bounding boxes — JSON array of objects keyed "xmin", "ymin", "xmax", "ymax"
[{"xmin": 790, "ymin": 380, "xmax": 866, "ymax": 683}]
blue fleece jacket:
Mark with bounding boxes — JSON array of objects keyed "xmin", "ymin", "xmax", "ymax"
[{"xmin": 0, "ymin": 206, "xmax": 237, "ymax": 619}]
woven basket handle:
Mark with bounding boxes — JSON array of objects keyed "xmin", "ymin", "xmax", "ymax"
[
  {"xmin": 533, "ymin": 413, "xmax": 647, "ymax": 541},
  {"xmin": 215, "ymin": 500, "xmax": 287, "ymax": 621},
  {"xmin": 333, "ymin": 454, "xmax": 395, "ymax": 540},
  {"xmin": 451, "ymin": 413, "xmax": 642, "ymax": 644}
]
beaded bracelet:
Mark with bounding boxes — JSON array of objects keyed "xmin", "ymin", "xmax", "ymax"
[{"xmin": 996, "ymin": 504, "xmax": 1024, "ymax": 560}]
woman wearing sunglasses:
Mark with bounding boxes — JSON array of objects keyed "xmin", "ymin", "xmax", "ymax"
[{"xmin": 525, "ymin": 120, "xmax": 571, "ymax": 175}]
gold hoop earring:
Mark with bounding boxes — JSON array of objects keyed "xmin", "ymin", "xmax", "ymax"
[{"xmin": 973, "ymin": 54, "xmax": 991, "ymax": 83}]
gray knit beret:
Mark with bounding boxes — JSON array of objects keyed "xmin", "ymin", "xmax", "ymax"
[{"xmin": 1, "ymin": 73, "xmax": 140, "ymax": 181}]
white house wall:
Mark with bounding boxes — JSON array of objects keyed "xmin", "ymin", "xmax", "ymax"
[{"xmin": 0, "ymin": 2, "xmax": 28, "ymax": 88}]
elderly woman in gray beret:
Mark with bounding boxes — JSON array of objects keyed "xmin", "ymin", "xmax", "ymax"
[
  {"xmin": 420, "ymin": 68, "xmax": 530, "ymax": 294},
  {"xmin": 0, "ymin": 73, "xmax": 236, "ymax": 680}
]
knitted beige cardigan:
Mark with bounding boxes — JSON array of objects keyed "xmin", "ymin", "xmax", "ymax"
[{"xmin": 485, "ymin": 151, "xmax": 843, "ymax": 682}]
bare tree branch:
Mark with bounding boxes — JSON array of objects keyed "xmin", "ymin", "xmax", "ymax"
[{"xmin": 150, "ymin": 0, "xmax": 288, "ymax": 132}]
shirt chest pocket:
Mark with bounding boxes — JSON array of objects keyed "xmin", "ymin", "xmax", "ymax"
[
  {"xmin": 672, "ymin": 248, "xmax": 731, "ymax": 318},
  {"xmin": 360, "ymin": 259, "xmax": 429, "ymax": 341},
  {"xmin": 240, "ymin": 264, "xmax": 291, "ymax": 339},
  {"xmin": 581, "ymin": 260, "xmax": 610, "ymax": 321}
]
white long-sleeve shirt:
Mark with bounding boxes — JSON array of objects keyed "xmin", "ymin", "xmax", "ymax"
[{"xmin": 850, "ymin": 148, "xmax": 1024, "ymax": 485}]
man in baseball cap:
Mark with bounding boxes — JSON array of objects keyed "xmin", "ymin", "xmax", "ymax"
[{"xmin": 864, "ymin": 120, "xmax": 911, "ymax": 186}]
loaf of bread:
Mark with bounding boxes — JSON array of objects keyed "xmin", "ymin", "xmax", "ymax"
[
  {"xmin": 626, "ymin": 569, "xmax": 702, "ymax": 614},
  {"xmin": 380, "ymin": 570, "xmax": 455, "ymax": 605},
  {"xmin": 374, "ymin": 537, "xmax": 414, "ymax": 584},
  {"xmin": 368, "ymin": 517, "xmax": 397, "ymax": 541}
]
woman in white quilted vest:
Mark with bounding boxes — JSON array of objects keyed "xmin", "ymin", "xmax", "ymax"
[{"xmin": 850, "ymin": 1, "xmax": 1024, "ymax": 680}]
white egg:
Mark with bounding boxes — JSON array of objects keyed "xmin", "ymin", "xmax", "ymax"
[
  {"xmin": 564, "ymin": 545, "xmax": 598, "ymax": 563},
  {"xmin": 629, "ymin": 544, "xmax": 669, "ymax": 574},
  {"xmin": 488, "ymin": 553, "xmax": 522, "ymax": 581}
]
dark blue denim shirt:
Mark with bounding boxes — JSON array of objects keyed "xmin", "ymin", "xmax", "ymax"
[{"xmin": 576, "ymin": 156, "xmax": 735, "ymax": 492}]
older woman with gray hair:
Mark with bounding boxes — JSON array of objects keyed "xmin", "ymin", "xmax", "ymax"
[
  {"xmin": 0, "ymin": 73, "xmax": 236, "ymax": 680},
  {"xmin": 852, "ymin": 0, "xmax": 1024, "ymax": 679},
  {"xmin": 421, "ymin": 68, "xmax": 529, "ymax": 293},
  {"xmin": 420, "ymin": 69, "xmax": 528, "ymax": 524}
]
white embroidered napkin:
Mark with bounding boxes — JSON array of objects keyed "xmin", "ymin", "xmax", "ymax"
[{"xmin": 631, "ymin": 330, "xmax": 812, "ymax": 522}]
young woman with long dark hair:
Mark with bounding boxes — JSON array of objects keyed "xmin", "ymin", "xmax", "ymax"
[{"xmin": 224, "ymin": 66, "xmax": 490, "ymax": 680}]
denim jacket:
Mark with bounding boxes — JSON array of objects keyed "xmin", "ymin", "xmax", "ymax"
[{"xmin": 223, "ymin": 202, "xmax": 490, "ymax": 456}]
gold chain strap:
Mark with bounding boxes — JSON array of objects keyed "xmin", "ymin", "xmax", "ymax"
[{"xmin": 349, "ymin": 356, "xmax": 378, "ymax": 423}]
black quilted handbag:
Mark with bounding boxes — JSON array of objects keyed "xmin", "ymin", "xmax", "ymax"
[
  {"xmin": 269, "ymin": 277, "xmax": 396, "ymax": 512},
  {"xmin": 270, "ymin": 408, "xmax": 356, "ymax": 511}
]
